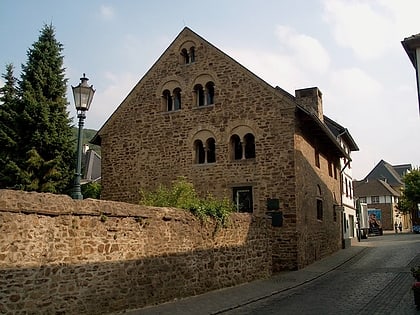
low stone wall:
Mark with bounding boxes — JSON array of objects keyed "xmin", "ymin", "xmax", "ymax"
[{"xmin": 0, "ymin": 190, "xmax": 271, "ymax": 314}]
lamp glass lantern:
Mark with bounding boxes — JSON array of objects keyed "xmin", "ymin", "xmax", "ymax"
[{"xmin": 72, "ymin": 74, "xmax": 95, "ymax": 112}]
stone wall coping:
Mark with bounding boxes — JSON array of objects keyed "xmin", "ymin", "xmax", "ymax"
[{"xmin": 0, "ymin": 189, "xmax": 251, "ymax": 223}]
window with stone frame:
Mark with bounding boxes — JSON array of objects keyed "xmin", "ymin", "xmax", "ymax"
[
  {"xmin": 194, "ymin": 137, "xmax": 216, "ymax": 164},
  {"xmin": 230, "ymin": 133, "xmax": 256, "ymax": 160},
  {"xmin": 173, "ymin": 88, "xmax": 182, "ymax": 110},
  {"xmin": 194, "ymin": 140, "xmax": 205, "ymax": 164},
  {"xmin": 189, "ymin": 47, "xmax": 195, "ymax": 63},
  {"xmin": 231, "ymin": 135, "xmax": 242, "ymax": 160},
  {"xmin": 206, "ymin": 138, "xmax": 216, "ymax": 163},
  {"xmin": 194, "ymin": 81, "xmax": 215, "ymax": 107},
  {"xmin": 162, "ymin": 89, "xmax": 173, "ymax": 111},
  {"xmin": 194, "ymin": 84, "xmax": 205, "ymax": 106},
  {"xmin": 205, "ymin": 81, "xmax": 215, "ymax": 105},
  {"xmin": 181, "ymin": 46, "xmax": 195, "ymax": 64},
  {"xmin": 233, "ymin": 186, "xmax": 253, "ymax": 213}
]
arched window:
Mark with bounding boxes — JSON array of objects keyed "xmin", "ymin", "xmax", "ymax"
[
  {"xmin": 173, "ymin": 88, "xmax": 181, "ymax": 110},
  {"xmin": 163, "ymin": 89, "xmax": 172, "ymax": 111},
  {"xmin": 206, "ymin": 81, "xmax": 215, "ymax": 105},
  {"xmin": 194, "ymin": 84, "xmax": 205, "ymax": 106},
  {"xmin": 207, "ymin": 138, "xmax": 216, "ymax": 163},
  {"xmin": 181, "ymin": 46, "xmax": 195, "ymax": 64},
  {"xmin": 194, "ymin": 140, "xmax": 205, "ymax": 164},
  {"xmin": 244, "ymin": 133, "xmax": 255, "ymax": 159},
  {"xmin": 189, "ymin": 47, "xmax": 195, "ymax": 63},
  {"xmin": 231, "ymin": 135, "xmax": 242, "ymax": 160},
  {"xmin": 181, "ymin": 48, "xmax": 189, "ymax": 64}
]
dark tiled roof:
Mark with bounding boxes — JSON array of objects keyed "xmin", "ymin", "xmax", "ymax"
[
  {"xmin": 364, "ymin": 160, "xmax": 407, "ymax": 187},
  {"xmin": 353, "ymin": 179, "xmax": 400, "ymax": 197},
  {"xmin": 324, "ymin": 116, "xmax": 359, "ymax": 151},
  {"xmin": 392, "ymin": 164, "xmax": 412, "ymax": 178}
]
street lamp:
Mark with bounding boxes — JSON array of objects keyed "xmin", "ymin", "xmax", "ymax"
[
  {"xmin": 401, "ymin": 33, "xmax": 420, "ymax": 115},
  {"xmin": 71, "ymin": 74, "xmax": 95, "ymax": 200}
]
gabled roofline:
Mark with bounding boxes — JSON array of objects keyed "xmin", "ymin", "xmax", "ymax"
[
  {"xmin": 363, "ymin": 159, "xmax": 404, "ymax": 185},
  {"xmin": 296, "ymin": 105, "xmax": 350, "ymax": 160},
  {"xmin": 323, "ymin": 116, "xmax": 359, "ymax": 151},
  {"xmin": 91, "ymin": 27, "xmax": 297, "ymax": 146},
  {"xmin": 92, "ymin": 27, "xmax": 351, "ymax": 161}
]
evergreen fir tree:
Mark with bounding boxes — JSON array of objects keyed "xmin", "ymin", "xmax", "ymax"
[
  {"xmin": 0, "ymin": 63, "xmax": 20, "ymax": 188},
  {"xmin": 16, "ymin": 24, "xmax": 75, "ymax": 193}
]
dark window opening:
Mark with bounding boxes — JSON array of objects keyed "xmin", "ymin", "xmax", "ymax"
[
  {"xmin": 317, "ymin": 199, "xmax": 323, "ymax": 220},
  {"xmin": 233, "ymin": 186, "xmax": 253, "ymax": 213},
  {"xmin": 181, "ymin": 47, "xmax": 195, "ymax": 64},
  {"xmin": 244, "ymin": 133, "xmax": 255, "ymax": 159},
  {"xmin": 195, "ymin": 84, "xmax": 205, "ymax": 106},
  {"xmin": 315, "ymin": 149, "xmax": 320, "ymax": 168},
  {"xmin": 181, "ymin": 48, "xmax": 189, "ymax": 64},
  {"xmin": 206, "ymin": 81, "xmax": 215, "ymax": 105},
  {"xmin": 207, "ymin": 138, "xmax": 216, "ymax": 163},
  {"xmin": 189, "ymin": 47, "xmax": 195, "ymax": 63},
  {"xmin": 173, "ymin": 88, "xmax": 181, "ymax": 110},
  {"xmin": 328, "ymin": 160, "xmax": 333, "ymax": 177},
  {"xmin": 231, "ymin": 135, "xmax": 242, "ymax": 160},
  {"xmin": 194, "ymin": 140, "xmax": 205, "ymax": 164},
  {"xmin": 163, "ymin": 89, "xmax": 172, "ymax": 111}
]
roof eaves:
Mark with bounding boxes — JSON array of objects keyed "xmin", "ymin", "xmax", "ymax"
[{"xmin": 296, "ymin": 105, "xmax": 350, "ymax": 160}]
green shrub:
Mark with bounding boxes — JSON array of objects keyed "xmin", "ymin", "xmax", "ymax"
[
  {"xmin": 81, "ymin": 182, "xmax": 101, "ymax": 199},
  {"xmin": 139, "ymin": 177, "xmax": 234, "ymax": 226}
]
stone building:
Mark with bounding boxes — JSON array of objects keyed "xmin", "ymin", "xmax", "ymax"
[{"xmin": 92, "ymin": 27, "xmax": 354, "ymax": 271}]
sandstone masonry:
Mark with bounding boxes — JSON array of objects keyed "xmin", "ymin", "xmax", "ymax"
[
  {"xmin": 93, "ymin": 28, "xmax": 346, "ymax": 272},
  {"xmin": 0, "ymin": 189, "xmax": 271, "ymax": 314}
]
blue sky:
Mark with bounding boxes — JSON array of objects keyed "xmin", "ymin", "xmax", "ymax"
[{"xmin": 1, "ymin": 0, "xmax": 420, "ymax": 179}]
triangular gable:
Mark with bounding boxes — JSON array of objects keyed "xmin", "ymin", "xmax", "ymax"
[
  {"xmin": 91, "ymin": 27, "xmax": 347, "ymax": 158},
  {"xmin": 364, "ymin": 160, "xmax": 404, "ymax": 187}
]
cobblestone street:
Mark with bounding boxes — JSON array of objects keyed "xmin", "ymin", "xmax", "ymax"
[{"xmin": 222, "ymin": 233, "xmax": 420, "ymax": 315}]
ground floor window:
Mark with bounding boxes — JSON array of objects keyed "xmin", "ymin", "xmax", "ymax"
[{"xmin": 233, "ymin": 186, "xmax": 253, "ymax": 213}]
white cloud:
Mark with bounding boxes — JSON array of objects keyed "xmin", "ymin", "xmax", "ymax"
[
  {"xmin": 322, "ymin": 0, "xmax": 395, "ymax": 61},
  {"xmin": 100, "ymin": 5, "xmax": 115, "ymax": 20},
  {"xmin": 275, "ymin": 25, "xmax": 330, "ymax": 74},
  {"xmin": 226, "ymin": 25, "xmax": 330, "ymax": 92},
  {"xmin": 322, "ymin": 0, "xmax": 420, "ymax": 61}
]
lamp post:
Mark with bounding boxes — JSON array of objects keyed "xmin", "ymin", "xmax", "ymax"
[
  {"xmin": 402, "ymin": 33, "xmax": 420, "ymax": 115},
  {"xmin": 71, "ymin": 74, "xmax": 95, "ymax": 200}
]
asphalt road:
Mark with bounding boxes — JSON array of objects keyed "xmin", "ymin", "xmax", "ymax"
[{"xmin": 222, "ymin": 233, "xmax": 420, "ymax": 315}]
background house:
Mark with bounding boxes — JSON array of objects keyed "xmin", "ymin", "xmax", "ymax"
[
  {"xmin": 81, "ymin": 144, "xmax": 101, "ymax": 184},
  {"xmin": 353, "ymin": 160, "xmax": 412, "ymax": 232},
  {"xmin": 92, "ymin": 27, "xmax": 356, "ymax": 271}
]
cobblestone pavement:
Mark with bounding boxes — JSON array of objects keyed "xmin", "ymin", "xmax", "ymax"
[
  {"xmin": 121, "ymin": 232, "xmax": 420, "ymax": 315},
  {"xmin": 222, "ymin": 233, "xmax": 420, "ymax": 315}
]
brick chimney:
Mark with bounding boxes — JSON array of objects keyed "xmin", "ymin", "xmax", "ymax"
[{"xmin": 295, "ymin": 87, "xmax": 324, "ymax": 121}]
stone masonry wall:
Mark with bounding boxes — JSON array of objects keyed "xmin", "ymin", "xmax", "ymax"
[{"xmin": 0, "ymin": 190, "xmax": 271, "ymax": 315}]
